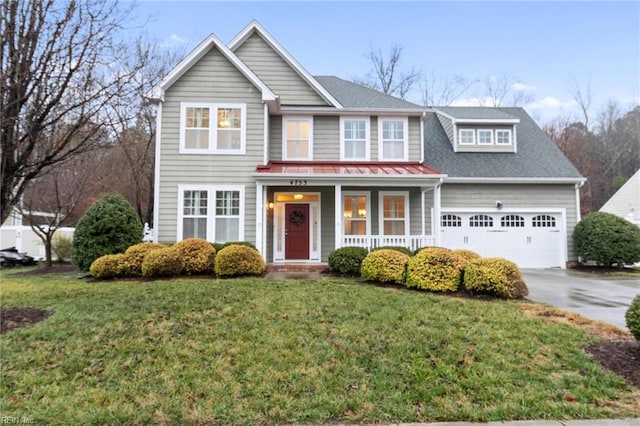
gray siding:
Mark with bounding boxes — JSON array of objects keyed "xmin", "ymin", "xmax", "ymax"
[
  {"xmin": 157, "ymin": 45, "xmax": 265, "ymax": 244},
  {"xmin": 436, "ymin": 114, "xmax": 454, "ymax": 146},
  {"xmin": 441, "ymin": 183, "xmax": 579, "ymax": 260},
  {"xmin": 314, "ymin": 116, "xmax": 339, "ymax": 160},
  {"xmin": 234, "ymin": 33, "xmax": 328, "ymax": 106}
]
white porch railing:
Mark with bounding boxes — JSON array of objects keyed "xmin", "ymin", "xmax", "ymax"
[{"xmin": 342, "ymin": 235, "xmax": 437, "ymax": 252}]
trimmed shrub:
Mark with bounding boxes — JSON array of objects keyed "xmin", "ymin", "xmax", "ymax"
[
  {"xmin": 212, "ymin": 241, "xmax": 258, "ymax": 253},
  {"xmin": 172, "ymin": 238, "xmax": 216, "ymax": 275},
  {"xmin": 141, "ymin": 247, "xmax": 182, "ymax": 278},
  {"xmin": 52, "ymin": 234, "xmax": 73, "ymax": 263},
  {"xmin": 328, "ymin": 246, "xmax": 369, "ymax": 276},
  {"xmin": 361, "ymin": 249, "xmax": 410, "ymax": 284},
  {"xmin": 464, "ymin": 257, "xmax": 529, "ymax": 299},
  {"xmin": 90, "ymin": 254, "xmax": 127, "ymax": 279},
  {"xmin": 406, "ymin": 247, "xmax": 468, "ymax": 292},
  {"xmin": 371, "ymin": 246, "xmax": 413, "ymax": 257},
  {"xmin": 453, "ymin": 249, "xmax": 481, "ymax": 263},
  {"xmin": 215, "ymin": 244, "xmax": 266, "ymax": 277},
  {"xmin": 573, "ymin": 212, "xmax": 640, "ymax": 268},
  {"xmin": 626, "ymin": 294, "xmax": 640, "ymax": 341},
  {"xmin": 122, "ymin": 243, "xmax": 166, "ymax": 277},
  {"xmin": 72, "ymin": 194, "xmax": 143, "ymax": 271}
]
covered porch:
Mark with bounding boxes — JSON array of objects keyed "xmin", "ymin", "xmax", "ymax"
[{"xmin": 253, "ymin": 161, "xmax": 445, "ymax": 263}]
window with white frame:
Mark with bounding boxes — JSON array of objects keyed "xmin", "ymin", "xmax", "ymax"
[
  {"xmin": 341, "ymin": 118, "xmax": 369, "ymax": 160},
  {"xmin": 459, "ymin": 129, "xmax": 475, "ymax": 145},
  {"xmin": 380, "ymin": 192, "xmax": 408, "ymax": 235},
  {"xmin": 180, "ymin": 103, "xmax": 246, "ymax": 154},
  {"xmin": 379, "ymin": 118, "xmax": 407, "ymax": 160},
  {"xmin": 283, "ymin": 117, "xmax": 313, "ymax": 160},
  {"xmin": 343, "ymin": 193, "xmax": 370, "ymax": 235},
  {"xmin": 496, "ymin": 129, "xmax": 512, "ymax": 145},
  {"xmin": 478, "ymin": 129, "xmax": 494, "ymax": 145},
  {"xmin": 178, "ymin": 186, "xmax": 244, "ymax": 242}
]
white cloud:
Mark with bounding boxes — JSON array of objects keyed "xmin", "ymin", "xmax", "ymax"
[
  {"xmin": 527, "ymin": 96, "xmax": 577, "ymax": 110},
  {"xmin": 512, "ymin": 82, "xmax": 537, "ymax": 92},
  {"xmin": 170, "ymin": 33, "xmax": 187, "ymax": 43},
  {"xmin": 450, "ymin": 96, "xmax": 495, "ymax": 107}
]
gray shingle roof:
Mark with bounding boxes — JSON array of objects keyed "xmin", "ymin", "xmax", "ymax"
[
  {"xmin": 314, "ymin": 76, "xmax": 423, "ymax": 109},
  {"xmin": 424, "ymin": 107, "xmax": 583, "ymax": 179},
  {"xmin": 436, "ymin": 106, "xmax": 519, "ymax": 121}
]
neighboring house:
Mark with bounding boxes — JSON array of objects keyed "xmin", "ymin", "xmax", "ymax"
[
  {"xmin": 149, "ymin": 21, "xmax": 584, "ymax": 269},
  {"xmin": 600, "ymin": 169, "xmax": 640, "ymax": 226}
]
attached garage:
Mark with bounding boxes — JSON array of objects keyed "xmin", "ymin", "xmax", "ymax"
[{"xmin": 440, "ymin": 210, "xmax": 566, "ymax": 268}]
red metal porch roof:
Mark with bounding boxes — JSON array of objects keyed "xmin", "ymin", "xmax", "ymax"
[{"xmin": 255, "ymin": 161, "xmax": 442, "ymax": 177}]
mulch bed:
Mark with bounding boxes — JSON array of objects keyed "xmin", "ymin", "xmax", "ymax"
[{"xmin": 0, "ymin": 307, "xmax": 54, "ymax": 334}]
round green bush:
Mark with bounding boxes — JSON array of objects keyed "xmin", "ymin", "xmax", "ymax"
[
  {"xmin": 361, "ymin": 249, "xmax": 410, "ymax": 284},
  {"xmin": 463, "ymin": 257, "xmax": 529, "ymax": 299},
  {"xmin": 89, "ymin": 254, "xmax": 127, "ymax": 279},
  {"xmin": 453, "ymin": 249, "xmax": 481, "ymax": 263},
  {"xmin": 406, "ymin": 247, "xmax": 467, "ymax": 292},
  {"xmin": 52, "ymin": 234, "xmax": 73, "ymax": 263},
  {"xmin": 214, "ymin": 244, "xmax": 266, "ymax": 277},
  {"xmin": 573, "ymin": 212, "xmax": 640, "ymax": 268},
  {"xmin": 625, "ymin": 294, "xmax": 640, "ymax": 340},
  {"xmin": 72, "ymin": 194, "xmax": 143, "ymax": 271},
  {"xmin": 371, "ymin": 246, "xmax": 413, "ymax": 257},
  {"xmin": 141, "ymin": 247, "xmax": 182, "ymax": 278},
  {"xmin": 328, "ymin": 246, "xmax": 369, "ymax": 276},
  {"xmin": 121, "ymin": 242, "xmax": 166, "ymax": 277},
  {"xmin": 172, "ymin": 238, "xmax": 216, "ymax": 275}
]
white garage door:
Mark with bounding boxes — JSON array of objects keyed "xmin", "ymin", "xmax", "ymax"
[{"xmin": 440, "ymin": 212, "xmax": 564, "ymax": 268}]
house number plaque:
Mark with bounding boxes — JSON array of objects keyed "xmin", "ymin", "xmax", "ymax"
[{"xmin": 289, "ymin": 179, "xmax": 307, "ymax": 186}]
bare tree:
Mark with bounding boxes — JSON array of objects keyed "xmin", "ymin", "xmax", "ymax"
[
  {"xmin": 567, "ymin": 74, "xmax": 593, "ymax": 129},
  {"xmin": 420, "ymin": 73, "xmax": 477, "ymax": 106},
  {"xmin": 479, "ymin": 72, "xmax": 534, "ymax": 107},
  {"xmin": 353, "ymin": 44, "xmax": 421, "ymax": 99},
  {"xmin": 0, "ymin": 0, "xmax": 146, "ymax": 224}
]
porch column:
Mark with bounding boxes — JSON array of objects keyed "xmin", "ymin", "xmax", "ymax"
[
  {"xmin": 334, "ymin": 184, "xmax": 342, "ymax": 249},
  {"xmin": 255, "ymin": 182, "xmax": 264, "ymax": 256},
  {"xmin": 433, "ymin": 180, "xmax": 442, "ymax": 246}
]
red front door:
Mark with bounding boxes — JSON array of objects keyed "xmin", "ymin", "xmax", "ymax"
[{"xmin": 285, "ymin": 204, "xmax": 310, "ymax": 260}]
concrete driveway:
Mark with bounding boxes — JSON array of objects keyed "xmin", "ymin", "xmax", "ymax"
[{"xmin": 521, "ymin": 269, "xmax": 640, "ymax": 330}]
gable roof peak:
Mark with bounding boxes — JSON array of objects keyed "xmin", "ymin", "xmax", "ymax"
[{"xmin": 228, "ymin": 20, "xmax": 342, "ymax": 108}]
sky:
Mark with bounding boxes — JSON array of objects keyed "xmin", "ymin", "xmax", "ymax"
[{"xmin": 129, "ymin": 1, "xmax": 640, "ymax": 125}]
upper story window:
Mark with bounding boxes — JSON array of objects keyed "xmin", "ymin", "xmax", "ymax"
[
  {"xmin": 283, "ymin": 117, "xmax": 313, "ymax": 160},
  {"xmin": 478, "ymin": 129, "xmax": 494, "ymax": 145},
  {"xmin": 340, "ymin": 117, "xmax": 370, "ymax": 160},
  {"xmin": 379, "ymin": 118, "xmax": 408, "ymax": 161},
  {"xmin": 496, "ymin": 129, "xmax": 513, "ymax": 145},
  {"xmin": 180, "ymin": 103, "xmax": 246, "ymax": 154},
  {"xmin": 459, "ymin": 129, "xmax": 475, "ymax": 145}
]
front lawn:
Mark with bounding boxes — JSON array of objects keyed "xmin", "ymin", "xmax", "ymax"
[{"xmin": 1, "ymin": 270, "xmax": 638, "ymax": 424}]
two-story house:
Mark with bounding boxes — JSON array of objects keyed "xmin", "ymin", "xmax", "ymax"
[{"xmin": 148, "ymin": 21, "xmax": 584, "ymax": 269}]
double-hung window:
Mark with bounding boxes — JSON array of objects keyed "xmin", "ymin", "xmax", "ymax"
[
  {"xmin": 181, "ymin": 103, "xmax": 246, "ymax": 154},
  {"xmin": 343, "ymin": 192, "xmax": 370, "ymax": 235},
  {"xmin": 283, "ymin": 117, "xmax": 313, "ymax": 160},
  {"xmin": 379, "ymin": 118, "xmax": 408, "ymax": 160},
  {"xmin": 341, "ymin": 118, "xmax": 369, "ymax": 160},
  {"xmin": 178, "ymin": 185, "xmax": 244, "ymax": 242},
  {"xmin": 380, "ymin": 192, "xmax": 409, "ymax": 235}
]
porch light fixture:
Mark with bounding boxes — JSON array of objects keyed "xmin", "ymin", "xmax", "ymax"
[
  {"xmin": 496, "ymin": 201, "xmax": 503, "ymax": 209},
  {"xmin": 267, "ymin": 202, "xmax": 274, "ymax": 210},
  {"xmin": 293, "ymin": 194, "xmax": 303, "ymax": 200}
]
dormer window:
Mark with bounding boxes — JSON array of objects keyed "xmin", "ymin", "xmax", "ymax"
[
  {"xmin": 496, "ymin": 129, "xmax": 512, "ymax": 145},
  {"xmin": 459, "ymin": 129, "xmax": 475, "ymax": 145},
  {"xmin": 478, "ymin": 129, "xmax": 494, "ymax": 145}
]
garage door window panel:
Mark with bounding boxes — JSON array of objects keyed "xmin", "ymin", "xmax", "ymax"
[
  {"xmin": 501, "ymin": 215, "xmax": 525, "ymax": 227},
  {"xmin": 532, "ymin": 215, "xmax": 556, "ymax": 228},
  {"xmin": 441, "ymin": 214, "xmax": 462, "ymax": 227},
  {"xmin": 469, "ymin": 214, "xmax": 493, "ymax": 227}
]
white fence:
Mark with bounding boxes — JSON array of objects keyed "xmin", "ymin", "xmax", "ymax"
[
  {"xmin": 0, "ymin": 226, "xmax": 75, "ymax": 261},
  {"xmin": 342, "ymin": 235, "xmax": 437, "ymax": 252}
]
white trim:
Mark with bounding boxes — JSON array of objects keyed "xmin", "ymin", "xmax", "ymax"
[
  {"xmin": 444, "ymin": 177, "xmax": 586, "ymax": 184},
  {"xmin": 334, "ymin": 185, "xmax": 342, "ymax": 250},
  {"xmin": 263, "ymin": 103, "xmax": 269, "ymax": 165},
  {"xmin": 256, "ymin": 182, "xmax": 264, "ymax": 256},
  {"xmin": 228, "ymin": 20, "xmax": 342, "ymax": 108},
  {"xmin": 433, "ymin": 109, "xmax": 520, "ymax": 125},
  {"xmin": 478, "ymin": 129, "xmax": 494, "ymax": 145},
  {"xmin": 575, "ymin": 183, "xmax": 583, "ymax": 223},
  {"xmin": 378, "ymin": 191, "xmax": 410, "ymax": 236},
  {"xmin": 282, "ymin": 116, "xmax": 313, "ymax": 160},
  {"xmin": 340, "ymin": 117, "xmax": 370, "ymax": 161},
  {"xmin": 342, "ymin": 191, "xmax": 372, "ymax": 237},
  {"xmin": 276, "ymin": 107, "xmax": 424, "ymax": 116},
  {"xmin": 378, "ymin": 117, "xmax": 409, "ymax": 161},
  {"xmin": 179, "ymin": 102, "xmax": 247, "ymax": 155},
  {"xmin": 147, "ymin": 32, "xmax": 276, "ymax": 102},
  {"xmin": 152, "ymin": 101, "xmax": 163, "ymax": 242},
  {"xmin": 177, "ymin": 184, "xmax": 245, "ymax": 243},
  {"xmin": 420, "ymin": 112, "xmax": 425, "ymax": 163},
  {"xmin": 458, "ymin": 129, "xmax": 476, "ymax": 145}
]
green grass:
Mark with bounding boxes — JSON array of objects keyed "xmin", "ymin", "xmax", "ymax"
[{"xmin": 1, "ymin": 270, "xmax": 638, "ymax": 425}]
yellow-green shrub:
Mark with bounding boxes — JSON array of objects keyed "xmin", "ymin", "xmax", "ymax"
[
  {"xmin": 464, "ymin": 257, "xmax": 529, "ymax": 299},
  {"xmin": 406, "ymin": 247, "xmax": 468, "ymax": 292},
  {"xmin": 453, "ymin": 249, "xmax": 481, "ymax": 263},
  {"xmin": 122, "ymin": 242, "xmax": 166, "ymax": 276},
  {"xmin": 141, "ymin": 247, "xmax": 182, "ymax": 278},
  {"xmin": 214, "ymin": 244, "xmax": 266, "ymax": 277},
  {"xmin": 361, "ymin": 249, "xmax": 409, "ymax": 284},
  {"xmin": 90, "ymin": 254, "xmax": 127, "ymax": 279},
  {"xmin": 172, "ymin": 238, "xmax": 216, "ymax": 275}
]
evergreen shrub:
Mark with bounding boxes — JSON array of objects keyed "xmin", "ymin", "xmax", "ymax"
[
  {"xmin": 214, "ymin": 244, "xmax": 266, "ymax": 277},
  {"xmin": 89, "ymin": 254, "xmax": 127, "ymax": 279},
  {"xmin": 141, "ymin": 247, "xmax": 182, "ymax": 278},
  {"xmin": 626, "ymin": 294, "xmax": 640, "ymax": 340},
  {"xmin": 406, "ymin": 247, "xmax": 467, "ymax": 292},
  {"xmin": 361, "ymin": 249, "xmax": 410, "ymax": 284},
  {"xmin": 328, "ymin": 246, "xmax": 368, "ymax": 276},
  {"xmin": 573, "ymin": 212, "xmax": 640, "ymax": 268},
  {"xmin": 463, "ymin": 257, "xmax": 529, "ymax": 299},
  {"xmin": 172, "ymin": 238, "xmax": 216, "ymax": 275}
]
